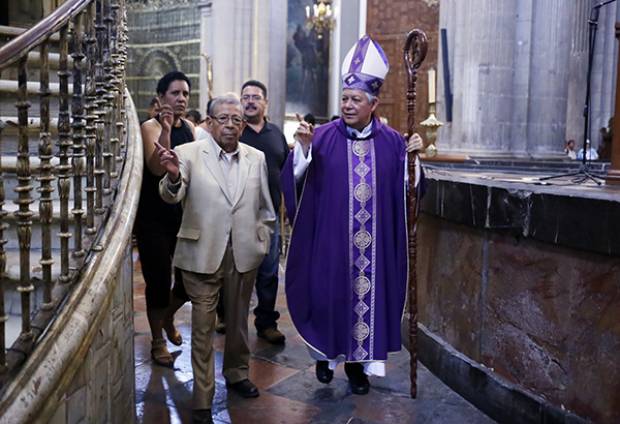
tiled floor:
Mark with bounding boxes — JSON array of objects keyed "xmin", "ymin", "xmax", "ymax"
[{"xmin": 133, "ymin": 250, "xmax": 495, "ymax": 424}]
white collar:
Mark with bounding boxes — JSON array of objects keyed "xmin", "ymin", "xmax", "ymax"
[{"xmin": 346, "ymin": 121, "xmax": 373, "ymax": 139}]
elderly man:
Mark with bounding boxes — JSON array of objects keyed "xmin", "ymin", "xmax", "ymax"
[
  {"xmin": 281, "ymin": 35, "xmax": 424, "ymax": 396},
  {"xmin": 157, "ymin": 94, "xmax": 275, "ymax": 424}
]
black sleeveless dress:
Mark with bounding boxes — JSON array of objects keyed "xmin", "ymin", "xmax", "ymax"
[{"xmin": 135, "ymin": 119, "xmax": 194, "ymax": 308}]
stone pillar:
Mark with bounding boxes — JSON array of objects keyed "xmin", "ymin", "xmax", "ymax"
[
  {"xmin": 565, "ymin": 0, "xmax": 589, "ymax": 145},
  {"xmin": 438, "ymin": 0, "xmax": 519, "ymax": 156},
  {"xmin": 265, "ymin": 0, "xmax": 287, "ymax": 129},
  {"xmin": 606, "ymin": 23, "xmax": 620, "ymax": 185},
  {"xmin": 438, "ymin": 0, "xmax": 602, "ymax": 159},
  {"xmin": 590, "ymin": 3, "xmax": 620, "ymax": 148},
  {"xmin": 206, "ymin": 0, "xmax": 287, "ymax": 129},
  {"xmin": 526, "ymin": 0, "xmax": 572, "ymax": 157},
  {"xmin": 329, "ymin": 0, "xmax": 364, "ymax": 117},
  {"xmin": 198, "ymin": 1, "xmax": 212, "ymax": 116}
]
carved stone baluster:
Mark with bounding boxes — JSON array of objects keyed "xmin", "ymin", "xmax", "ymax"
[
  {"xmin": 38, "ymin": 40, "xmax": 54, "ymax": 308},
  {"xmin": 15, "ymin": 56, "xmax": 34, "ymax": 338},
  {"xmin": 84, "ymin": 2, "xmax": 98, "ymax": 234},
  {"xmin": 102, "ymin": 0, "xmax": 115, "ymax": 197},
  {"xmin": 94, "ymin": 0, "xmax": 107, "ymax": 215},
  {"xmin": 0, "ymin": 123, "xmax": 8, "ymax": 372},
  {"xmin": 71, "ymin": 13, "xmax": 86, "ymax": 257},
  {"xmin": 108, "ymin": 0, "xmax": 120, "ymax": 181},
  {"xmin": 57, "ymin": 25, "xmax": 73, "ymax": 283},
  {"xmin": 117, "ymin": 8, "xmax": 128, "ymax": 154}
]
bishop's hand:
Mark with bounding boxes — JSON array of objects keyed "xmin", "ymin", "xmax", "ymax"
[
  {"xmin": 405, "ymin": 132, "xmax": 424, "ymax": 153},
  {"xmin": 294, "ymin": 112, "xmax": 314, "ymax": 153}
]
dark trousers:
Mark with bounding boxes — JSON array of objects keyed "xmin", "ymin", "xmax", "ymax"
[
  {"xmin": 135, "ymin": 227, "xmax": 188, "ymax": 309},
  {"xmin": 253, "ymin": 220, "xmax": 281, "ymax": 331}
]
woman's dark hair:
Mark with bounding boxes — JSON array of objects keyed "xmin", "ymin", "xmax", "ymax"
[{"xmin": 156, "ymin": 71, "xmax": 191, "ymax": 96}]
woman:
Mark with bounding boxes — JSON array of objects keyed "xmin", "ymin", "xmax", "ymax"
[{"xmin": 136, "ymin": 71, "xmax": 195, "ymax": 366}]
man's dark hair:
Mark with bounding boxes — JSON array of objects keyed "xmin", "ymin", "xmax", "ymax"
[
  {"xmin": 206, "ymin": 98, "xmax": 214, "ymax": 116},
  {"xmin": 241, "ymin": 79, "xmax": 268, "ymax": 99},
  {"xmin": 303, "ymin": 113, "xmax": 316, "ymax": 126},
  {"xmin": 186, "ymin": 109, "xmax": 202, "ymax": 123},
  {"xmin": 156, "ymin": 71, "xmax": 191, "ymax": 96}
]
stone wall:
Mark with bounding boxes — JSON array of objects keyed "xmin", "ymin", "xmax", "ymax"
[
  {"xmin": 126, "ymin": 2, "xmax": 201, "ymax": 120},
  {"xmin": 416, "ymin": 175, "xmax": 620, "ymax": 422},
  {"xmin": 47, "ymin": 246, "xmax": 135, "ymax": 424}
]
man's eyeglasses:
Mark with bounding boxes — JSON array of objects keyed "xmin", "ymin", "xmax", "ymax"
[
  {"xmin": 241, "ymin": 94, "xmax": 264, "ymax": 102},
  {"xmin": 211, "ymin": 114, "xmax": 244, "ymax": 125}
]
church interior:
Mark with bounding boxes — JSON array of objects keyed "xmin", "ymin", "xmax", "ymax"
[{"xmin": 0, "ymin": 0, "xmax": 619, "ymax": 423}]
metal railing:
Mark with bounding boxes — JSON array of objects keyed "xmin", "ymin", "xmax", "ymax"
[{"xmin": 0, "ymin": 0, "xmax": 129, "ymax": 385}]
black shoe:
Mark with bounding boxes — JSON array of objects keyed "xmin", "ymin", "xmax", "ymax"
[
  {"xmin": 226, "ymin": 379, "xmax": 260, "ymax": 398},
  {"xmin": 315, "ymin": 360, "xmax": 334, "ymax": 384},
  {"xmin": 344, "ymin": 362, "xmax": 370, "ymax": 395},
  {"xmin": 257, "ymin": 327, "xmax": 286, "ymax": 344},
  {"xmin": 192, "ymin": 409, "xmax": 213, "ymax": 424}
]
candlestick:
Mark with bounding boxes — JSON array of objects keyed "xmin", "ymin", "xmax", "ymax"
[{"xmin": 428, "ymin": 67, "xmax": 436, "ymax": 104}]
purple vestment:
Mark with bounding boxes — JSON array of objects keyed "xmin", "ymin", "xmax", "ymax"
[{"xmin": 281, "ymin": 117, "xmax": 407, "ymax": 362}]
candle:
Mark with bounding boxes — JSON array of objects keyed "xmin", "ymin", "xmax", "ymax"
[
  {"xmin": 428, "ymin": 67, "xmax": 436, "ymax": 104},
  {"xmin": 306, "ymin": 5, "xmax": 310, "ymax": 18}
]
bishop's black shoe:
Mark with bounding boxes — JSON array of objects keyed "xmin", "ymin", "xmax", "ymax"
[
  {"xmin": 315, "ymin": 360, "xmax": 334, "ymax": 384},
  {"xmin": 344, "ymin": 362, "xmax": 370, "ymax": 395}
]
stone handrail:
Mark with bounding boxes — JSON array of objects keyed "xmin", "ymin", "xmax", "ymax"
[{"xmin": 0, "ymin": 0, "xmax": 90, "ymax": 69}]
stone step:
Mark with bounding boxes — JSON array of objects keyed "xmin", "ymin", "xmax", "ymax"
[
  {"xmin": 1, "ymin": 170, "xmax": 91, "ymax": 203},
  {"xmin": 1, "ymin": 116, "xmax": 59, "ymax": 135},
  {"xmin": 2, "ymin": 202, "xmax": 86, "ymax": 251},
  {"xmin": 0, "ymin": 79, "xmax": 79, "ymax": 95}
]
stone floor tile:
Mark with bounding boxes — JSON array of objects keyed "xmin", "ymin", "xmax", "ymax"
[
  {"xmin": 248, "ymin": 357, "xmax": 300, "ymax": 390},
  {"xmin": 133, "ymin": 251, "xmax": 496, "ymax": 423}
]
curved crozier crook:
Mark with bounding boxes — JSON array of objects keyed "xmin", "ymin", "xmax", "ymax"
[
  {"xmin": 403, "ymin": 29, "xmax": 428, "ymax": 137},
  {"xmin": 403, "ymin": 29, "xmax": 428, "ymax": 77}
]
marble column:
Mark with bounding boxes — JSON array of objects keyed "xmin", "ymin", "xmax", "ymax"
[
  {"xmin": 328, "ymin": 0, "xmax": 363, "ymax": 117},
  {"xmin": 606, "ymin": 23, "xmax": 620, "ymax": 185},
  {"xmin": 438, "ymin": 0, "xmax": 520, "ymax": 157},
  {"xmin": 202, "ymin": 0, "xmax": 287, "ymax": 129},
  {"xmin": 198, "ymin": 1, "xmax": 212, "ymax": 116},
  {"xmin": 437, "ymin": 0, "xmax": 613, "ymax": 159},
  {"xmin": 590, "ymin": 3, "xmax": 620, "ymax": 149},
  {"xmin": 565, "ymin": 0, "xmax": 589, "ymax": 146},
  {"xmin": 526, "ymin": 0, "xmax": 572, "ymax": 157}
]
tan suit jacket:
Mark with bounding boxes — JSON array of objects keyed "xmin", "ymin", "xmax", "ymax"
[{"xmin": 159, "ymin": 136, "xmax": 275, "ymax": 274}]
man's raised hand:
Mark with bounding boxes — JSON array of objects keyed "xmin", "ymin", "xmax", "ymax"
[{"xmin": 154, "ymin": 141, "xmax": 180, "ymax": 181}]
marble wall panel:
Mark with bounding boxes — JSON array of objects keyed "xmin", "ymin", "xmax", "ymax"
[
  {"xmin": 45, "ymin": 246, "xmax": 135, "ymax": 423},
  {"xmin": 417, "ymin": 215, "xmax": 484, "ymax": 361},
  {"xmin": 419, "ymin": 212, "xmax": 620, "ymax": 422}
]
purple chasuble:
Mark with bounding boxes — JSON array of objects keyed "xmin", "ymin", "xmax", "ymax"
[{"xmin": 281, "ymin": 117, "xmax": 407, "ymax": 362}]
